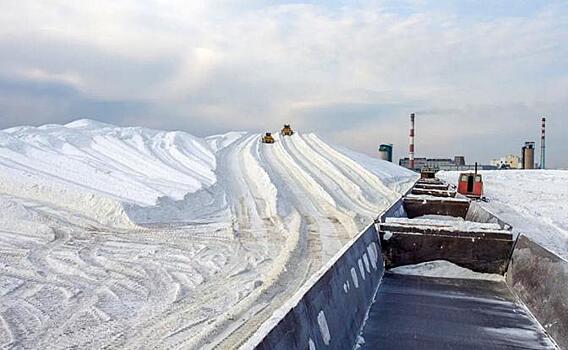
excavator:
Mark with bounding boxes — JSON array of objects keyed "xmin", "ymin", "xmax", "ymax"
[
  {"xmin": 261, "ymin": 132, "xmax": 275, "ymax": 144},
  {"xmin": 280, "ymin": 124, "xmax": 294, "ymax": 136}
]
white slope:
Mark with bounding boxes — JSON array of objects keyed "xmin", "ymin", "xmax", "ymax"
[
  {"xmin": 0, "ymin": 119, "xmax": 215, "ymax": 227},
  {"xmin": 0, "ymin": 120, "xmax": 417, "ymax": 349},
  {"xmin": 438, "ymin": 170, "xmax": 568, "ymax": 259}
]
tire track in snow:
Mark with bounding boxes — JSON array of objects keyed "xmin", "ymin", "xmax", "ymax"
[
  {"xmin": 123, "ymin": 134, "xmax": 290, "ymax": 349},
  {"xmin": 303, "ymin": 133, "xmax": 399, "ymax": 205},
  {"xmin": 265, "ymin": 133, "xmax": 348, "ymax": 259},
  {"xmin": 282, "ymin": 134, "xmax": 378, "ymax": 218},
  {"xmin": 171, "ymin": 134, "xmax": 324, "ymax": 349},
  {"xmin": 211, "ymin": 133, "xmax": 405, "ymax": 348},
  {"xmin": 208, "ymin": 134, "xmax": 327, "ymax": 349}
]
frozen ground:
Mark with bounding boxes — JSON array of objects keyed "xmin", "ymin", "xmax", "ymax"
[
  {"xmin": 0, "ymin": 120, "xmax": 417, "ymax": 349},
  {"xmin": 439, "ymin": 170, "xmax": 568, "ymax": 259}
]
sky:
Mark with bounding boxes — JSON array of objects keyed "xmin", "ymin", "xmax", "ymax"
[{"xmin": 0, "ymin": 0, "xmax": 567, "ymax": 167}]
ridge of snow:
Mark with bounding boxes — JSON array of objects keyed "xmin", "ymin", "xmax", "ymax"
[
  {"xmin": 64, "ymin": 118, "xmax": 116, "ymax": 129},
  {"xmin": 0, "ymin": 120, "xmax": 217, "ymax": 225}
]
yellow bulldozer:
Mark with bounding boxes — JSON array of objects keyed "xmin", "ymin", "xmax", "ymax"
[
  {"xmin": 261, "ymin": 132, "xmax": 275, "ymax": 144},
  {"xmin": 281, "ymin": 124, "xmax": 294, "ymax": 136}
]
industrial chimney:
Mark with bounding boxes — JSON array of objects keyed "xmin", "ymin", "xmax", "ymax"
[
  {"xmin": 409, "ymin": 113, "xmax": 415, "ymax": 170},
  {"xmin": 540, "ymin": 117, "xmax": 546, "ymax": 169}
]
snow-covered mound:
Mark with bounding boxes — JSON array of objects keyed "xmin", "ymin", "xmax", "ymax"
[
  {"xmin": 0, "ymin": 120, "xmax": 416, "ymax": 227},
  {"xmin": 2, "ymin": 119, "xmax": 217, "ymax": 204},
  {"xmin": 0, "ymin": 119, "xmax": 217, "ymax": 227},
  {"xmin": 439, "ymin": 170, "xmax": 568, "ymax": 259},
  {"xmin": 0, "ymin": 119, "xmax": 417, "ymax": 349}
]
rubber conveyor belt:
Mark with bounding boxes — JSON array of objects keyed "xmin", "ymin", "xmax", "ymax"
[{"xmin": 358, "ymin": 273, "xmax": 556, "ymax": 350}]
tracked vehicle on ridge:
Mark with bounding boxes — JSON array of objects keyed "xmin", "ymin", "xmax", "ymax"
[
  {"xmin": 261, "ymin": 132, "xmax": 275, "ymax": 144},
  {"xmin": 281, "ymin": 124, "xmax": 294, "ymax": 136}
]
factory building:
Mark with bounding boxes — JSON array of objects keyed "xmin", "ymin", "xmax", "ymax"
[
  {"xmin": 490, "ymin": 155, "xmax": 522, "ymax": 169},
  {"xmin": 399, "ymin": 156, "xmax": 490, "ymax": 172}
]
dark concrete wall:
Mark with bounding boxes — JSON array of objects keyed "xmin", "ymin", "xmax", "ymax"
[
  {"xmin": 507, "ymin": 236, "xmax": 568, "ymax": 349},
  {"xmin": 250, "ymin": 224, "xmax": 384, "ymax": 350}
]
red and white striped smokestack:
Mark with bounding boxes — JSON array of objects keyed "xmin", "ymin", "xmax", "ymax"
[
  {"xmin": 409, "ymin": 113, "xmax": 415, "ymax": 170},
  {"xmin": 541, "ymin": 117, "xmax": 546, "ymax": 169}
]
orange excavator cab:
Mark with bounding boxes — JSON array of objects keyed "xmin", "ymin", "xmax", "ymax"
[{"xmin": 457, "ymin": 163, "xmax": 484, "ymax": 199}]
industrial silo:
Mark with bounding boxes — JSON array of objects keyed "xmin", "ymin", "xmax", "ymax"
[
  {"xmin": 378, "ymin": 144, "xmax": 393, "ymax": 162},
  {"xmin": 521, "ymin": 142, "xmax": 535, "ymax": 169}
]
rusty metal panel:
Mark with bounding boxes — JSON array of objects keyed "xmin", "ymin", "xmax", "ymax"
[
  {"xmin": 410, "ymin": 188, "xmax": 456, "ymax": 197},
  {"xmin": 413, "ymin": 183, "xmax": 450, "ymax": 190},
  {"xmin": 380, "ymin": 232, "xmax": 513, "ymax": 274},
  {"xmin": 378, "ymin": 224, "xmax": 512, "ymax": 240},
  {"xmin": 403, "ymin": 197, "xmax": 470, "ymax": 219},
  {"xmin": 507, "ymin": 235, "xmax": 568, "ymax": 349}
]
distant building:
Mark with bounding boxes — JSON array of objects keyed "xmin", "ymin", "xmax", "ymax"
[
  {"xmin": 454, "ymin": 156, "xmax": 466, "ymax": 166},
  {"xmin": 490, "ymin": 154, "xmax": 521, "ymax": 169},
  {"xmin": 522, "ymin": 142, "xmax": 535, "ymax": 169},
  {"xmin": 378, "ymin": 144, "xmax": 393, "ymax": 162},
  {"xmin": 400, "ymin": 156, "xmax": 495, "ymax": 172}
]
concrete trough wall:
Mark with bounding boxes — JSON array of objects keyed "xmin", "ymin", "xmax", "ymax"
[
  {"xmin": 507, "ymin": 236, "xmax": 568, "ymax": 349},
  {"xmin": 246, "ymin": 224, "xmax": 384, "ymax": 350}
]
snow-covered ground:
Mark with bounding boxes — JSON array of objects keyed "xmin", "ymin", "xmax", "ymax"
[
  {"xmin": 0, "ymin": 120, "xmax": 417, "ymax": 349},
  {"xmin": 438, "ymin": 170, "xmax": 568, "ymax": 259}
]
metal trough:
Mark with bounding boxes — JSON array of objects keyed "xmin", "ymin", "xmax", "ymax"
[
  {"xmin": 378, "ymin": 181, "xmax": 514, "ymax": 274},
  {"xmin": 248, "ymin": 179, "xmax": 566, "ymax": 349}
]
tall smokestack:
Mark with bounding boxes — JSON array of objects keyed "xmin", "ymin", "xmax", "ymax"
[
  {"xmin": 409, "ymin": 113, "xmax": 415, "ymax": 170},
  {"xmin": 541, "ymin": 117, "xmax": 546, "ymax": 169}
]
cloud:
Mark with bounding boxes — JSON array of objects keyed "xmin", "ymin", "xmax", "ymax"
[{"xmin": 0, "ymin": 0, "xmax": 567, "ymax": 166}]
